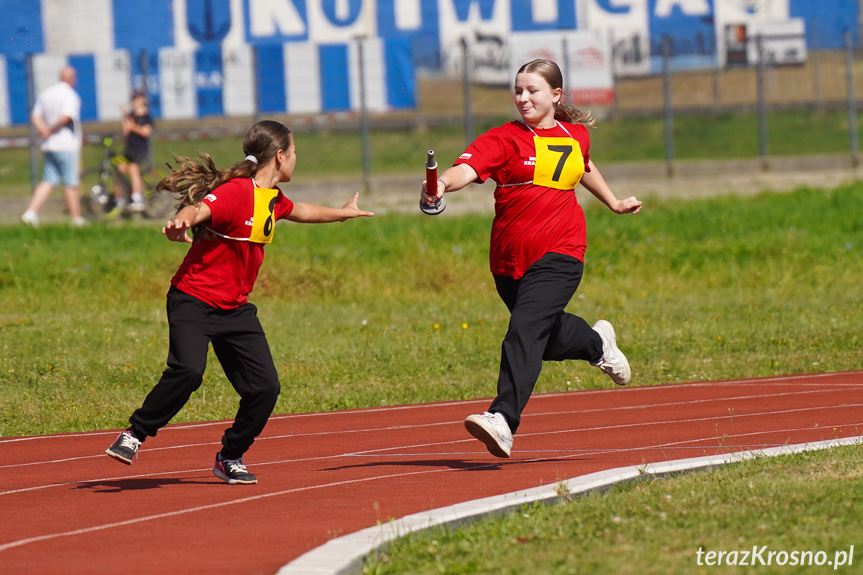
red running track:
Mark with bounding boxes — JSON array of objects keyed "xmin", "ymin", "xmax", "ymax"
[{"xmin": 2, "ymin": 371, "xmax": 862, "ymax": 575}]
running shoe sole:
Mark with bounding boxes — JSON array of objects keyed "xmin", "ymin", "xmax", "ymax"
[{"xmin": 464, "ymin": 416, "xmax": 512, "ymax": 458}]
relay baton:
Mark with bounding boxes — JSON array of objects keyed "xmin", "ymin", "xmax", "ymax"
[{"xmin": 420, "ymin": 149, "xmax": 446, "ymax": 215}]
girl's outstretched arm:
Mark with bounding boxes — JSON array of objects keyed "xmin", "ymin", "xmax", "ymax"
[
  {"xmin": 580, "ymin": 160, "xmax": 643, "ymax": 215},
  {"xmin": 162, "ymin": 203, "xmax": 212, "ymax": 243},
  {"xmin": 287, "ymin": 192, "xmax": 374, "ymax": 223}
]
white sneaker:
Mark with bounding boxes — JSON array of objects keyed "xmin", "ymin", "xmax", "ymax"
[
  {"xmin": 464, "ymin": 412, "xmax": 513, "ymax": 458},
  {"xmin": 20, "ymin": 211, "xmax": 39, "ymax": 227},
  {"xmin": 591, "ymin": 320, "xmax": 631, "ymax": 386},
  {"xmin": 71, "ymin": 216, "xmax": 88, "ymax": 227},
  {"xmin": 128, "ymin": 200, "xmax": 146, "ymax": 213}
]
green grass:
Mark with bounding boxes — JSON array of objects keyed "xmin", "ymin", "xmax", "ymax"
[
  {"xmin": 366, "ymin": 444, "xmax": 863, "ymax": 574},
  {"xmin": 1, "ymin": 183, "xmax": 860, "ymax": 436}
]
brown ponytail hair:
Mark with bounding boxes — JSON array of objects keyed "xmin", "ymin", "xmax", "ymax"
[
  {"xmin": 516, "ymin": 59, "xmax": 596, "ymax": 127},
  {"xmin": 157, "ymin": 120, "xmax": 293, "ymax": 239}
]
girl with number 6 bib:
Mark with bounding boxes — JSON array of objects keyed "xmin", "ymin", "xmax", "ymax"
[
  {"xmin": 106, "ymin": 120, "xmax": 373, "ymax": 484},
  {"xmin": 420, "ymin": 59, "xmax": 642, "ymax": 458}
]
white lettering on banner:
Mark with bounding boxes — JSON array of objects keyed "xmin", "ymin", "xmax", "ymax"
[
  {"xmin": 654, "ymin": 0, "xmax": 711, "ymax": 17},
  {"xmin": 593, "ymin": 0, "xmax": 635, "ymax": 15},
  {"xmin": 532, "ymin": 0, "xmax": 558, "ymax": 24},
  {"xmin": 334, "ymin": 0, "xmax": 351, "ymax": 20},
  {"xmin": 308, "ymin": 0, "xmax": 374, "ymax": 42},
  {"xmin": 249, "ymin": 0, "xmax": 306, "ymax": 37},
  {"xmin": 395, "ymin": 0, "xmax": 422, "ymax": 29},
  {"xmin": 449, "ymin": 0, "xmax": 499, "ymax": 23}
]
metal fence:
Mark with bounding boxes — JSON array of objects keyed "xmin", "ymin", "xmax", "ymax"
[{"xmin": 5, "ymin": 35, "xmax": 862, "ymax": 188}]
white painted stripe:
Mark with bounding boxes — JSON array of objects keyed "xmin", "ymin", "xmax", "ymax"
[
  {"xmin": 285, "ymin": 42, "xmax": 321, "ymax": 115},
  {"xmin": 350, "ymin": 38, "xmax": 386, "ymax": 112},
  {"xmin": 31, "ymin": 54, "xmax": 67, "ymax": 99},
  {"xmin": 158, "ymin": 48, "xmax": 196, "ymax": 120},
  {"xmin": 41, "ymin": 0, "xmax": 113, "ymax": 55},
  {"xmin": 222, "ymin": 45, "xmax": 256, "ymax": 116},
  {"xmin": 2, "ymin": 379, "xmax": 860, "ymax": 445},
  {"xmin": 0, "ymin": 56, "xmax": 9, "ymax": 127},
  {"xmin": 94, "ymin": 51, "xmax": 131, "ymax": 122},
  {"xmin": 3, "ymin": 420, "xmax": 856, "ymax": 498}
]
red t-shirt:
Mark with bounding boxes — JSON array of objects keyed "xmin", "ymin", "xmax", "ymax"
[
  {"xmin": 171, "ymin": 178, "xmax": 294, "ymax": 309},
  {"xmin": 454, "ymin": 120, "xmax": 592, "ymax": 279}
]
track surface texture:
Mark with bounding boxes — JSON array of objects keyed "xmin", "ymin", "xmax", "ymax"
[{"xmin": 2, "ymin": 370, "xmax": 862, "ymax": 574}]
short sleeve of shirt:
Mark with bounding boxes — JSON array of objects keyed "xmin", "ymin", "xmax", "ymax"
[
  {"xmin": 453, "ymin": 126, "xmax": 514, "ymax": 184},
  {"xmin": 60, "ymin": 92, "xmax": 79, "ymax": 120}
]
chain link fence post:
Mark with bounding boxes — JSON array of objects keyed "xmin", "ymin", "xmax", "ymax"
[
  {"xmin": 845, "ymin": 28, "xmax": 859, "ymax": 167},
  {"xmin": 756, "ymin": 34, "xmax": 769, "ymax": 171},
  {"xmin": 662, "ymin": 36, "xmax": 674, "ymax": 178}
]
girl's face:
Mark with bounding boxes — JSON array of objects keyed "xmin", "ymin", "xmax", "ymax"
[
  {"xmin": 131, "ymin": 95, "xmax": 148, "ymax": 112},
  {"xmin": 277, "ymin": 139, "xmax": 297, "ymax": 183},
  {"xmin": 513, "ymin": 71, "xmax": 561, "ymax": 128}
]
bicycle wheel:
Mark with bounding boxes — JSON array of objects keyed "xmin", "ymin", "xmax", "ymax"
[
  {"xmin": 81, "ymin": 165, "xmax": 130, "ymax": 221},
  {"xmin": 80, "ymin": 166, "xmax": 113, "ymax": 219}
]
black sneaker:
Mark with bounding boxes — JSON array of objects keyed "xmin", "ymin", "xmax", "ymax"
[
  {"xmin": 105, "ymin": 430, "xmax": 141, "ymax": 465},
  {"xmin": 213, "ymin": 454, "xmax": 257, "ymax": 485}
]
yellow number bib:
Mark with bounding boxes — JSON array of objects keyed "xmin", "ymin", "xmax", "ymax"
[
  {"xmin": 532, "ymin": 137, "xmax": 585, "ymax": 191},
  {"xmin": 249, "ymin": 187, "xmax": 279, "ymax": 244}
]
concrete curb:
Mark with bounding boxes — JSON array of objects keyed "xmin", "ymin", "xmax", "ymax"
[{"xmin": 277, "ymin": 436, "xmax": 863, "ymax": 575}]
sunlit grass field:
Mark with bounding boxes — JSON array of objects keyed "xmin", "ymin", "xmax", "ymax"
[{"xmin": 1, "ymin": 184, "xmax": 860, "ymax": 436}]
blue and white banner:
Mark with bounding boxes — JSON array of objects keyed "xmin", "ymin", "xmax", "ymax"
[
  {"xmin": 0, "ymin": 38, "xmax": 414, "ymax": 127},
  {"xmin": 255, "ymin": 38, "xmax": 415, "ymax": 116},
  {"xmin": 0, "ymin": 0, "xmax": 857, "ymax": 126}
]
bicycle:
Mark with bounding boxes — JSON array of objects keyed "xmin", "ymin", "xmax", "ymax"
[{"xmin": 81, "ymin": 135, "xmax": 175, "ymax": 221}]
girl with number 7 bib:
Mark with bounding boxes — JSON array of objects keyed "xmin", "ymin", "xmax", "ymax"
[
  {"xmin": 106, "ymin": 120, "xmax": 373, "ymax": 484},
  {"xmin": 420, "ymin": 59, "xmax": 642, "ymax": 458}
]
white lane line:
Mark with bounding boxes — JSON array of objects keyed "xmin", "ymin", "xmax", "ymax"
[
  {"xmin": 2, "ymin": 423, "xmax": 859, "ymax": 553},
  {"xmin": 3, "ymin": 399, "xmax": 862, "ymax": 490},
  {"xmin": 4, "ymin": 384, "xmax": 858, "ymax": 467},
  {"xmin": 4, "ymin": 372, "xmax": 860, "ymax": 445}
]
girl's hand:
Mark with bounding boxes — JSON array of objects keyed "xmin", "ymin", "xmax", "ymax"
[
  {"xmin": 339, "ymin": 192, "xmax": 375, "ymax": 221},
  {"xmin": 420, "ymin": 178, "xmax": 444, "ymax": 207},
  {"xmin": 615, "ymin": 196, "xmax": 643, "ymax": 215},
  {"xmin": 162, "ymin": 218, "xmax": 194, "ymax": 243}
]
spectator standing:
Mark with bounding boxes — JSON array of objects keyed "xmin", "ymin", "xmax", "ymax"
[
  {"xmin": 107, "ymin": 90, "xmax": 153, "ymax": 217},
  {"xmin": 21, "ymin": 65, "xmax": 85, "ymax": 227}
]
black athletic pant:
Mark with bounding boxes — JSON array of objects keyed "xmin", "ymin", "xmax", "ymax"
[
  {"xmin": 489, "ymin": 253, "xmax": 603, "ymax": 434},
  {"xmin": 129, "ymin": 286, "xmax": 281, "ymax": 460}
]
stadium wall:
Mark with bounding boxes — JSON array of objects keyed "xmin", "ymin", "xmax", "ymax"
[{"xmin": 0, "ymin": 0, "xmax": 858, "ymax": 127}]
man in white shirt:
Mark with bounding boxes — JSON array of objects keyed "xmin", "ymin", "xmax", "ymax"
[{"xmin": 21, "ymin": 65, "xmax": 85, "ymax": 226}]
